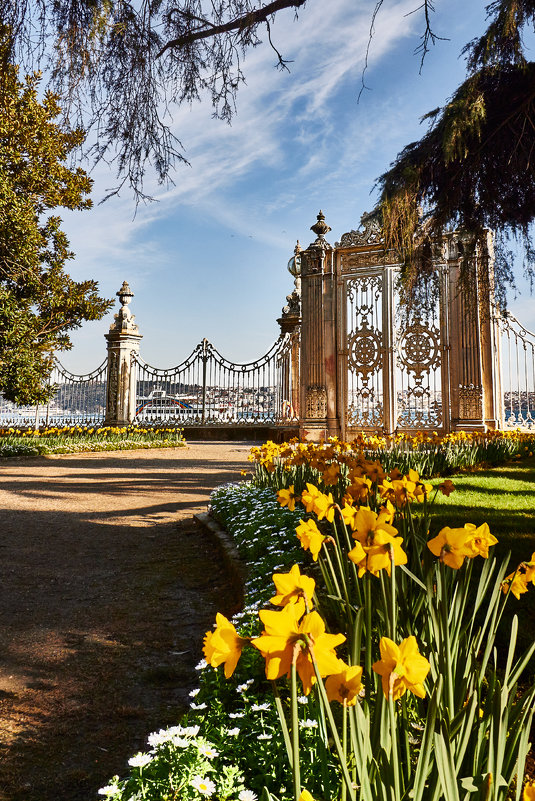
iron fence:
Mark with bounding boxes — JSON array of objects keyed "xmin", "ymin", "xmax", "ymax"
[
  {"xmin": 133, "ymin": 335, "xmax": 298, "ymax": 426},
  {"xmin": 0, "ymin": 360, "xmax": 107, "ymax": 428},
  {"xmin": 498, "ymin": 309, "xmax": 535, "ymax": 429}
]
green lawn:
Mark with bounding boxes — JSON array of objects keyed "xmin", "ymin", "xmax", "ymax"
[
  {"xmin": 430, "ymin": 456, "xmax": 535, "ymax": 660},
  {"xmin": 431, "ymin": 455, "xmax": 535, "ymax": 561}
]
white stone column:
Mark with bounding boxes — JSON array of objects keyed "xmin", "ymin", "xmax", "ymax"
[
  {"xmin": 299, "ymin": 211, "xmax": 339, "ymax": 441},
  {"xmin": 104, "ymin": 281, "xmax": 143, "ymax": 426}
]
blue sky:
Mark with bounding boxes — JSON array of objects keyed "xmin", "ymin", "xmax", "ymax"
[{"xmin": 59, "ymin": 0, "xmax": 535, "ymax": 373}]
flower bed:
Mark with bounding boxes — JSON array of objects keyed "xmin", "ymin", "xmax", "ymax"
[
  {"xmin": 97, "ymin": 440, "xmax": 535, "ymax": 801},
  {"xmin": 0, "ymin": 424, "xmax": 185, "ymax": 456},
  {"xmin": 248, "ymin": 431, "xmax": 535, "ymax": 486}
]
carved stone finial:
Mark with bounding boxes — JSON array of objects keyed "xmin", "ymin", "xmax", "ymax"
[
  {"xmin": 310, "ymin": 210, "xmax": 331, "ymax": 242},
  {"xmin": 109, "ymin": 280, "xmax": 138, "ymax": 334},
  {"xmin": 117, "ymin": 280, "xmax": 134, "ymax": 306},
  {"xmin": 294, "ymin": 240, "xmax": 302, "ymax": 255}
]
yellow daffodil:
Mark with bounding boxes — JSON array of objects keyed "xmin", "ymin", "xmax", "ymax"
[
  {"xmin": 325, "ymin": 659, "xmax": 363, "ymax": 706},
  {"xmin": 251, "ymin": 599, "xmax": 345, "ymax": 694},
  {"xmin": 523, "ymin": 552, "xmax": 535, "ymax": 584},
  {"xmin": 270, "ymin": 564, "xmax": 315, "ymax": 608},
  {"xmin": 322, "ymin": 462, "xmax": 340, "ymax": 486},
  {"xmin": 346, "ymin": 507, "xmax": 407, "ymax": 576},
  {"xmin": 462, "ymin": 522, "xmax": 498, "ymax": 558},
  {"xmin": 427, "ymin": 526, "xmax": 475, "ymax": 569},
  {"xmin": 298, "ymin": 791, "xmax": 315, "ymax": 801},
  {"xmin": 502, "ymin": 559, "xmax": 533, "ymax": 599},
  {"xmin": 506, "ymin": 571, "xmax": 530, "ymax": 599},
  {"xmin": 372, "ymin": 636, "xmax": 430, "ymax": 701},
  {"xmin": 340, "ymin": 502, "xmax": 358, "ymax": 529},
  {"xmin": 300, "ymin": 483, "xmax": 323, "ymax": 514},
  {"xmin": 313, "ymin": 492, "xmax": 337, "ymax": 523},
  {"xmin": 347, "ymin": 539, "xmax": 367, "ymax": 566},
  {"xmin": 277, "ymin": 485, "xmax": 299, "ymax": 512},
  {"xmin": 347, "ymin": 507, "xmax": 397, "ymax": 540},
  {"xmin": 523, "ymin": 781, "xmax": 535, "ymax": 800},
  {"xmin": 349, "ymin": 529, "xmax": 407, "ymax": 577},
  {"xmin": 203, "ymin": 613, "xmax": 249, "ymax": 678},
  {"xmin": 364, "ymin": 460, "xmax": 386, "ymax": 482},
  {"xmin": 345, "ymin": 475, "xmax": 372, "ymax": 503},
  {"xmin": 296, "ymin": 519, "xmax": 326, "ymax": 561}
]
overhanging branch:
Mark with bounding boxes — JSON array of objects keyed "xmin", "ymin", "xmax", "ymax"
[{"xmin": 156, "ymin": 0, "xmax": 307, "ymax": 58}]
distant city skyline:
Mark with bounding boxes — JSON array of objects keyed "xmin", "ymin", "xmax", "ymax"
[{"xmin": 58, "ymin": 0, "xmax": 535, "ymax": 374}]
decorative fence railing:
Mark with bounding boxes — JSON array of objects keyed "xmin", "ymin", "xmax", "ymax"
[
  {"xmin": 0, "ymin": 360, "xmax": 107, "ymax": 427},
  {"xmin": 498, "ymin": 309, "xmax": 535, "ymax": 429},
  {"xmin": 0, "ymin": 332, "xmax": 299, "ymax": 429},
  {"xmin": 134, "ymin": 335, "xmax": 299, "ymax": 426}
]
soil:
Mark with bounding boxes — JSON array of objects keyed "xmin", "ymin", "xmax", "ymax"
[{"xmin": 0, "ymin": 442, "xmax": 251, "ymax": 801}]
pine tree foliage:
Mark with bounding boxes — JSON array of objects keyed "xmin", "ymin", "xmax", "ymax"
[
  {"xmin": 374, "ymin": 0, "xmax": 535, "ymax": 302},
  {"xmin": 0, "ymin": 26, "xmax": 112, "ymax": 405}
]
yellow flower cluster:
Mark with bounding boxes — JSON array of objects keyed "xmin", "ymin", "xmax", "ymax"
[
  {"xmin": 277, "ymin": 462, "xmax": 436, "ymax": 576},
  {"xmin": 204, "ymin": 564, "xmax": 431, "ymax": 704},
  {"xmin": 427, "ymin": 523, "xmax": 498, "ymax": 569}
]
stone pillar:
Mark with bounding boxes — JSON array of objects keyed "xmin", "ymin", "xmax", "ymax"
[
  {"xmin": 446, "ymin": 234, "xmax": 500, "ymax": 431},
  {"xmin": 277, "ymin": 242, "xmax": 302, "ymax": 418},
  {"xmin": 104, "ymin": 281, "xmax": 143, "ymax": 426},
  {"xmin": 478, "ymin": 232, "xmax": 503, "ymax": 429},
  {"xmin": 299, "ymin": 211, "xmax": 338, "ymax": 441}
]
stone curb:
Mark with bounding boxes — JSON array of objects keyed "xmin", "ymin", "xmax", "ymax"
[{"xmin": 193, "ymin": 511, "xmax": 246, "ymax": 607}]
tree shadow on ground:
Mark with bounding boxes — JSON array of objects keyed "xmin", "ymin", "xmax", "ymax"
[{"xmin": 0, "ymin": 515, "xmax": 241, "ymax": 801}]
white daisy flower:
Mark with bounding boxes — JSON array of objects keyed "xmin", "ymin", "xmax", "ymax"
[
  {"xmin": 257, "ymin": 733, "xmax": 272, "ymax": 740},
  {"xmin": 190, "ymin": 702, "xmax": 207, "ymax": 710},
  {"xmin": 127, "ymin": 753, "xmax": 152, "ymax": 768},
  {"xmin": 229, "ymin": 712, "xmax": 245, "ymax": 719},
  {"xmin": 198, "ymin": 743, "xmax": 219, "ymax": 759},
  {"xmin": 227, "ymin": 727, "xmax": 240, "ymax": 736},
  {"xmin": 299, "ymin": 719, "xmax": 319, "ymax": 729},
  {"xmin": 238, "ymin": 791, "xmax": 258, "ymax": 801},
  {"xmin": 189, "ymin": 688, "xmax": 200, "ymax": 697},
  {"xmin": 251, "ymin": 703, "xmax": 270, "ymax": 711},
  {"xmin": 191, "ymin": 776, "xmax": 216, "ymax": 797},
  {"xmin": 297, "ymin": 696, "xmax": 308, "ymax": 705}
]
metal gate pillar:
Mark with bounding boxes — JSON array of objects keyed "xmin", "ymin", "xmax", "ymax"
[
  {"xmin": 104, "ymin": 281, "xmax": 143, "ymax": 426},
  {"xmin": 299, "ymin": 211, "xmax": 339, "ymax": 441}
]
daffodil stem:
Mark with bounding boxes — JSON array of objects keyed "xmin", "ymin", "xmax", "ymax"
[
  {"xmin": 291, "ymin": 659, "xmax": 301, "ymax": 800},
  {"xmin": 322, "ymin": 542, "xmax": 343, "ymax": 602},
  {"xmin": 439, "ymin": 563, "xmax": 455, "ymax": 715},
  {"xmin": 388, "ymin": 694, "xmax": 402, "ymax": 801},
  {"xmin": 342, "ymin": 702, "xmax": 348, "ymax": 801},
  {"xmin": 400, "ymin": 695, "xmax": 411, "ymax": 786},
  {"xmin": 390, "ymin": 551, "xmax": 397, "ymax": 641},
  {"xmin": 365, "ymin": 573, "xmax": 372, "ymax": 688},
  {"xmin": 311, "ymin": 656, "xmax": 356, "ymax": 801},
  {"xmin": 271, "ymin": 681, "xmax": 293, "ymax": 769},
  {"xmin": 330, "ymin": 523, "xmax": 353, "ymax": 625}
]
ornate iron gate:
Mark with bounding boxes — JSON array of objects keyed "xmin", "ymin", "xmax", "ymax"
[{"xmin": 338, "ymin": 224, "xmax": 448, "ymax": 436}]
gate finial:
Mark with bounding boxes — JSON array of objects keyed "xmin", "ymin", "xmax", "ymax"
[
  {"xmin": 110, "ymin": 280, "xmax": 138, "ymax": 334},
  {"xmin": 310, "ymin": 210, "xmax": 331, "ymax": 244}
]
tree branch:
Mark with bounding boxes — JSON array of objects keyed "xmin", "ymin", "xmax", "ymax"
[{"xmin": 156, "ymin": 0, "xmax": 307, "ymax": 58}]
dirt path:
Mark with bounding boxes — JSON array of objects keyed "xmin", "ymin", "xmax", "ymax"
[{"xmin": 0, "ymin": 442, "xmax": 251, "ymax": 801}]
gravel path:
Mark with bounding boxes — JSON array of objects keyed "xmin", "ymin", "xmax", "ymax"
[{"xmin": 0, "ymin": 442, "xmax": 251, "ymax": 801}]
